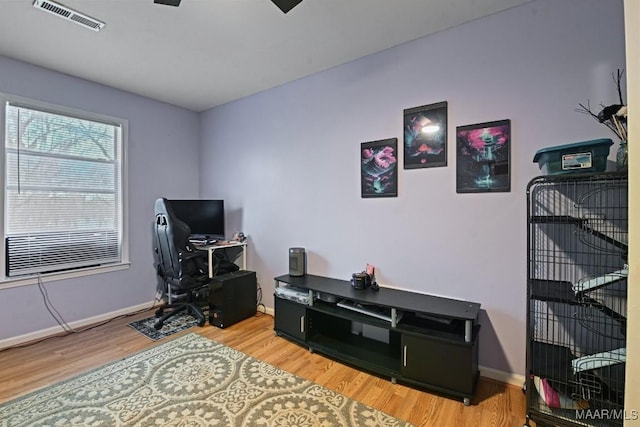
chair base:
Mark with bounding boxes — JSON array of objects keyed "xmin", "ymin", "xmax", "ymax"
[{"xmin": 153, "ymin": 302, "xmax": 206, "ymax": 330}]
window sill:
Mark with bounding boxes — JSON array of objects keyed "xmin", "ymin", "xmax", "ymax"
[{"xmin": 0, "ymin": 262, "xmax": 131, "ymax": 290}]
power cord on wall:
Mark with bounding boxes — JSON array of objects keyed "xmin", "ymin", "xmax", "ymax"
[
  {"xmin": 36, "ymin": 273, "xmax": 77, "ymax": 333},
  {"xmin": 256, "ymin": 282, "xmax": 267, "ymax": 315}
]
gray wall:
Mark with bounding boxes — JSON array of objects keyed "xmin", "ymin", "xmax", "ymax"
[
  {"xmin": 0, "ymin": 56, "xmax": 201, "ymax": 339},
  {"xmin": 199, "ymin": 0, "xmax": 626, "ymax": 375}
]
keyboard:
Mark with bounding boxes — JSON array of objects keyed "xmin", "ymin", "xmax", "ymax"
[{"xmin": 189, "ymin": 237, "xmax": 218, "ymax": 245}]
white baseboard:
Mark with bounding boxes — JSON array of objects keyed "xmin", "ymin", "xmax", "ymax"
[
  {"xmin": 479, "ymin": 365, "xmax": 525, "ymax": 387},
  {"xmin": 263, "ymin": 306, "xmax": 275, "ymax": 317},
  {"xmin": 0, "ymin": 301, "xmax": 155, "ymax": 350}
]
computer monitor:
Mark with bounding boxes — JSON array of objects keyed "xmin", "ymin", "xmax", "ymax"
[{"xmin": 168, "ymin": 199, "xmax": 225, "ymax": 240}]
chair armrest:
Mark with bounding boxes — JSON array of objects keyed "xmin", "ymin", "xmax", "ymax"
[{"xmin": 179, "ymin": 250, "xmax": 206, "ymax": 261}]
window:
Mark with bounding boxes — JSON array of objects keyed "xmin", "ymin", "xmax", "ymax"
[{"xmin": 2, "ymin": 96, "xmax": 127, "ymax": 278}]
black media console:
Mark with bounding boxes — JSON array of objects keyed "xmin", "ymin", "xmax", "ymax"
[{"xmin": 273, "ymin": 274, "xmax": 481, "ymax": 405}]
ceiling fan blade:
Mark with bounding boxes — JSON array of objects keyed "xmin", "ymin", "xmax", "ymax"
[
  {"xmin": 154, "ymin": 0, "xmax": 182, "ymax": 6},
  {"xmin": 270, "ymin": 0, "xmax": 303, "ymax": 14}
]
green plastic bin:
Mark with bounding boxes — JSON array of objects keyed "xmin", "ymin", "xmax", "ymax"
[{"xmin": 533, "ymin": 138, "xmax": 613, "ymax": 175}]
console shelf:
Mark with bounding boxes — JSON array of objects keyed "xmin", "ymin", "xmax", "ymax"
[
  {"xmin": 308, "ymin": 331, "xmax": 401, "ymax": 375},
  {"xmin": 273, "ymin": 274, "xmax": 481, "ymax": 405},
  {"xmin": 310, "ymin": 300, "xmax": 393, "ymax": 328}
]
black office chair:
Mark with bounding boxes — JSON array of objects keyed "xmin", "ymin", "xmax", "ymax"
[{"xmin": 153, "ymin": 198, "xmax": 208, "ymax": 330}]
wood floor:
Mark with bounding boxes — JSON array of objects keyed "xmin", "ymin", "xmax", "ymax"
[{"xmin": 0, "ymin": 309, "xmax": 529, "ymax": 426}]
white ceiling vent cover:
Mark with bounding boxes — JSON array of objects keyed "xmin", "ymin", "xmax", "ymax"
[{"xmin": 32, "ymin": 0, "xmax": 105, "ymax": 32}]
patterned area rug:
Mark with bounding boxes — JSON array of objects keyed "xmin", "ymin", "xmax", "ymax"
[
  {"xmin": 0, "ymin": 333, "xmax": 413, "ymax": 427},
  {"xmin": 128, "ymin": 309, "xmax": 205, "ymax": 341}
]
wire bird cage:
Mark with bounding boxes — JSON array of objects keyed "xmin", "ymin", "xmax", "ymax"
[{"xmin": 525, "ymin": 172, "xmax": 628, "ymax": 427}]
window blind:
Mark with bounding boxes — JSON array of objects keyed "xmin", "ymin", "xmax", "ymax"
[{"xmin": 4, "ymin": 102, "xmax": 123, "ymax": 276}]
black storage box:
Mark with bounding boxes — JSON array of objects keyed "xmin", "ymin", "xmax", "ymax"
[{"xmin": 208, "ymin": 270, "xmax": 257, "ymax": 328}]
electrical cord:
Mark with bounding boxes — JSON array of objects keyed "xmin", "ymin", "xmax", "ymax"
[
  {"xmin": 256, "ymin": 285, "xmax": 269, "ymax": 315},
  {"xmin": 256, "ymin": 303, "xmax": 267, "ymax": 315},
  {"xmin": 256, "ymin": 283, "xmax": 262, "ymax": 305},
  {"xmin": 37, "ymin": 273, "xmax": 77, "ymax": 333},
  {"xmin": 255, "ymin": 283, "xmax": 268, "ymax": 315}
]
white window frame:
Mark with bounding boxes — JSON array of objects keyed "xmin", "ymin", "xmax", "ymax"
[{"xmin": 0, "ymin": 93, "xmax": 129, "ymax": 289}]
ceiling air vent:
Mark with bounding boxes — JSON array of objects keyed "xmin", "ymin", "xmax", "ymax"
[{"xmin": 32, "ymin": 0, "xmax": 105, "ymax": 32}]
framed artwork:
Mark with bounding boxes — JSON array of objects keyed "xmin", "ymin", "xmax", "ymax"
[
  {"xmin": 456, "ymin": 119, "xmax": 511, "ymax": 193},
  {"xmin": 361, "ymin": 138, "xmax": 398, "ymax": 198},
  {"xmin": 403, "ymin": 101, "xmax": 448, "ymax": 169}
]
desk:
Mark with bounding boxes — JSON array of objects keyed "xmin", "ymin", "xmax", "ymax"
[{"xmin": 200, "ymin": 241, "xmax": 247, "ymax": 278}]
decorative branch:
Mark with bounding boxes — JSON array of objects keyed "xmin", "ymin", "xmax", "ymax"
[
  {"xmin": 576, "ymin": 69, "xmax": 627, "ymax": 141},
  {"xmin": 576, "ymin": 101, "xmax": 622, "ymax": 139},
  {"xmin": 615, "ymin": 69, "xmax": 624, "ymax": 105}
]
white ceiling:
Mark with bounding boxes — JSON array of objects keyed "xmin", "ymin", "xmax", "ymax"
[{"xmin": 0, "ymin": 0, "xmax": 532, "ymax": 112}]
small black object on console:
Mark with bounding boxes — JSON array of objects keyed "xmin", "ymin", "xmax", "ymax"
[{"xmin": 351, "ymin": 272, "xmax": 371, "ymax": 289}]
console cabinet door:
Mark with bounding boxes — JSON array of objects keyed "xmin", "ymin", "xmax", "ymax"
[
  {"xmin": 274, "ymin": 297, "xmax": 307, "ymax": 342},
  {"xmin": 401, "ymin": 333, "xmax": 477, "ymax": 395}
]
